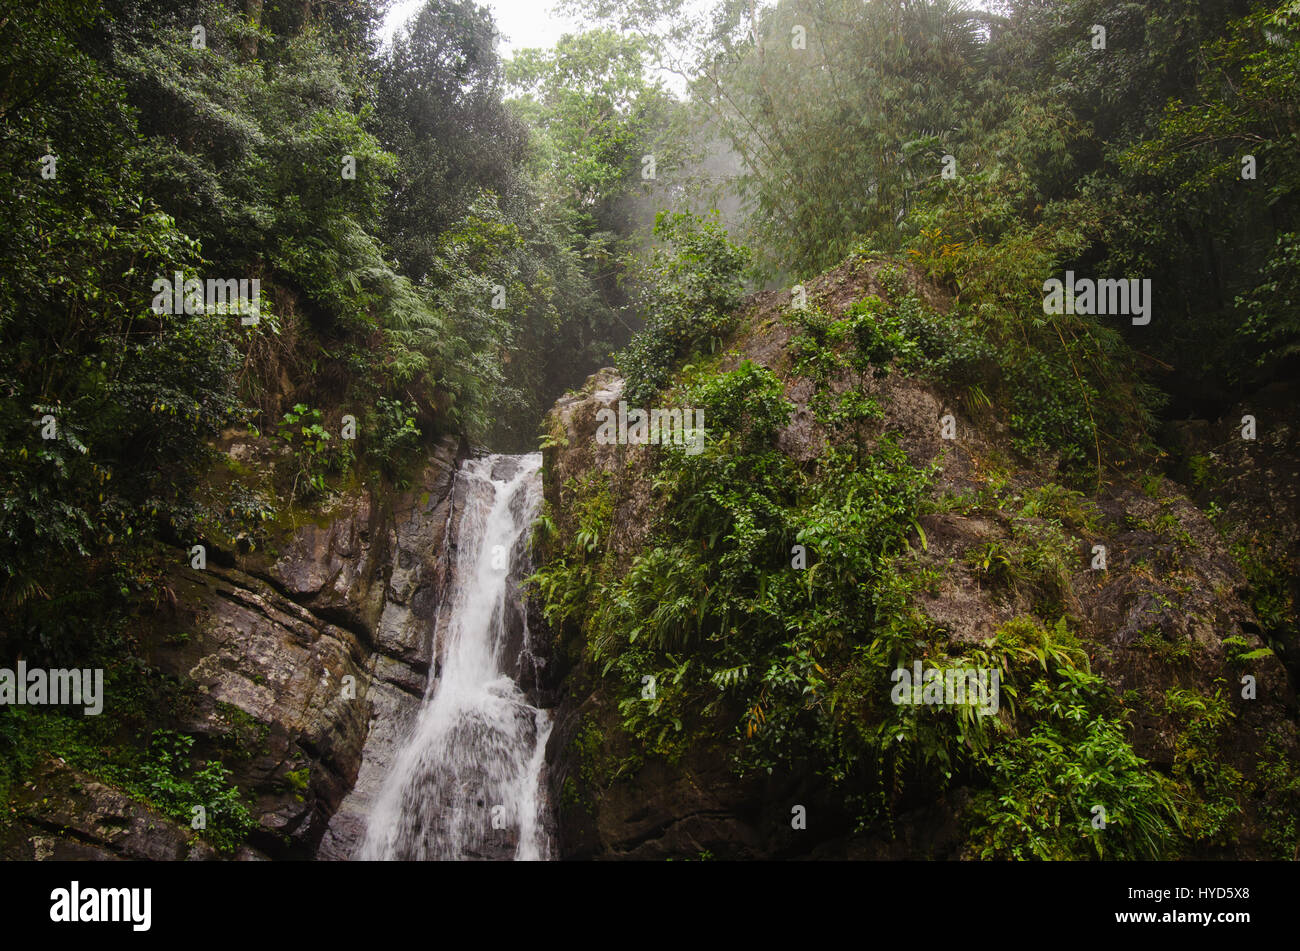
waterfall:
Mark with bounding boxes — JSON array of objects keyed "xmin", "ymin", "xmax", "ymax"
[{"xmin": 358, "ymin": 453, "xmax": 552, "ymax": 860}]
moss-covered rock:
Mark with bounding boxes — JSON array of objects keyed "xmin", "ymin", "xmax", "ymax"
[{"xmin": 535, "ymin": 257, "xmax": 1300, "ymax": 860}]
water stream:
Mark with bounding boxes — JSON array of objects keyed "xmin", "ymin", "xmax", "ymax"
[{"xmin": 357, "ymin": 452, "xmax": 552, "ymax": 860}]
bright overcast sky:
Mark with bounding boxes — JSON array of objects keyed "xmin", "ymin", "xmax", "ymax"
[
  {"xmin": 380, "ymin": 0, "xmax": 1000, "ymax": 58},
  {"xmin": 381, "ymin": 0, "xmax": 583, "ymax": 55}
]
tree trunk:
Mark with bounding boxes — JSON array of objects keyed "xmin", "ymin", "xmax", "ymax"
[{"xmin": 241, "ymin": 0, "xmax": 264, "ymax": 59}]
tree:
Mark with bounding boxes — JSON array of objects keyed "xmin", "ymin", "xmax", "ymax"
[{"xmin": 376, "ymin": 0, "xmax": 528, "ymax": 282}]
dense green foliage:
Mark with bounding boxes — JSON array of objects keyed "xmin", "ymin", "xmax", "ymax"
[
  {"xmin": 0, "ymin": 0, "xmax": 659, "ymax": 649},
  {"xmin": 0, "ymin": 665, "xmax": 264, "ymax": 853},
  {"xmin": 533, "ymin": 345, "xmax": 1197, "ymax": 857},
  {"xmin": 533, "ymin": 91, "xmax": 1296, "ymax": 852},
  {"xmin": 575, "ymin": 0, "xmax": 1299, "ymax": 411},
  {"xmin": 617, "ymin": 211, "xmax": 750, "ymax": 403}
]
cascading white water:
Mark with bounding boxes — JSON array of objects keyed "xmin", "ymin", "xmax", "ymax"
[{"xmin": 359, "ymin": 453, "xmax": 552, "ymax": 860}]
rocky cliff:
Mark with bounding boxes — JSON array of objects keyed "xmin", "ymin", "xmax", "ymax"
[
  {"xmin": 2, "ymin": 434, "xmax": 467, "ymax": 860},
  {"xmin": 536, "ymin": 255, "xmax": 1300, "ymax": 860}
]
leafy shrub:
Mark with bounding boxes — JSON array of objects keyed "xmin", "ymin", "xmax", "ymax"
[
  {"xmin": 969, "ymin": 668, "xmax": 1182, "ymax": 860},
  {"xmin": 846, "ymin": 268, "xmax": 995, "ymax": 381},
  {"xmin": 1258, "ymin": 737, "xmax": 1300, "ymax": 860},
  {"xmin": 363, "ymin": 397, "xmax": 422, "ymax": 477},
  {"xmin": 539, "ymin": 358, "xmax": 952, "ymax": 794},
  {"xmin": 1238, "ymin": 231, "xmax": 1300, "ymax": 366},
  {"xmin": 137, "ymin": 730, "xmax": 256, "ymax": 853},
  {"xmin": 1162, "ymin": 686, "xmax": 1242, "ymax": 845},
  {"xmin": 617, "ymin": 210, "xmax": 749, "ymax": 404},
  {"xmin": 1006, "ymin": 351, "xmax": 1100, "ymax": 471},
  {"xmin": 276, "ymin": 403, "xmax": 352, "ymax": 501}
]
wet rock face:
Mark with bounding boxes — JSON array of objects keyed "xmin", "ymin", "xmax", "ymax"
[
  {"xmin": 154, "ymin": 562, "xmax": 374, "ymax": 853},
  {"xmin": 285, "ymin": 435, "xmax": 465, "ymax": 859},
  {"xmin": 268, "ymin": 492, "xmax": 386, "ymax": 639},
  {"xmin": 1165, "ymin": 380, "xmax": 1300, "ymax": 684},
  {"xmin": 3, "ymin": 436, "xmax": 467, "ymax": 861},
  {"xmin": 0, "ymin": 758, "xmax": 264, "ymax": 861}
]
